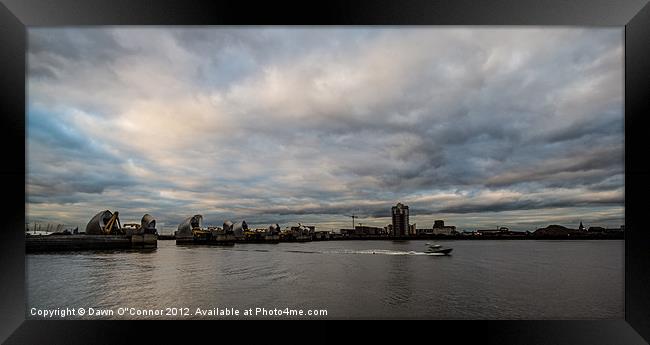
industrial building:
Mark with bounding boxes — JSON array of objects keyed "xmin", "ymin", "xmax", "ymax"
[
  {"xmin": 409, "ymin": 223, "xmax": 417, "ymax": 236},
  {"xmin": 428, "ymin": 220, "xmax": 458, "ymax": 236},
  {"xmin": 340, "ymin": 225, "xmax": 386, "ymax": 237},
  {"xmin": 476, "ymin": 227, "xmax": 511, "ymax": 236}
]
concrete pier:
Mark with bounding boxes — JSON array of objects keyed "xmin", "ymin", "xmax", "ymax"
[
  {"xmin": 175, "ymin": 233, "xmax": 235, "ymax": 246},
  {"xmin": 25, "ymin": 234, "xmax": 157, "ymax": 253}
]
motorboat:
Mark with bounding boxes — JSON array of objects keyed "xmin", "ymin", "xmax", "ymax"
[{"xmin": 425, "ymin": 242, "xmax": 453, "ymax": 255}]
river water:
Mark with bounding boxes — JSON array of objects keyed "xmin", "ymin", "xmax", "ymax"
[{"xmin": 26, "ymin": 239, "xmax": 623, "ymax": 319}]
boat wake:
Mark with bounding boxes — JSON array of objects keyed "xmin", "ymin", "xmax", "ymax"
[
  {"xmin": 325, "ymin": 249, "xmax": 448, "ymax": 256},
  {"xmin": 223, "ymin": 248, "xmax": 449, "ymax": 256}
]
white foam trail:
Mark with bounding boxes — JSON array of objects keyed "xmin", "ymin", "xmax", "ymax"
[{"xmin": 324, "ymin": 249, "xmax": 447, "ymax": 256}]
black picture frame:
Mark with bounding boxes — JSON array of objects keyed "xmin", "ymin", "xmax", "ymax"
[{"xmin": 1, "ymin": 0, "xmax": 649, "ymax": 343}]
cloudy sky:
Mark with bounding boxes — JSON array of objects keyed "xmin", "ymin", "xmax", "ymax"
[{"xmin": 26, "ymin": 27, "xmax": 624, "ymax": 232}]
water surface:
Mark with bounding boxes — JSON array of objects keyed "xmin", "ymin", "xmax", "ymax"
[{"xmin": 26, "ymin": 240, "xmax": 623, "ymax": 319}]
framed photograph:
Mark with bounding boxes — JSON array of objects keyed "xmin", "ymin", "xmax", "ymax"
[{"xmin": 1, "ymin": 0, "xmax": 649, "ymax": 343}]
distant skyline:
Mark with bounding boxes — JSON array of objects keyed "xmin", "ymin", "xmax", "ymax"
[{"xmin": 27, "ymin": 27, "xmax": 624, "ymax": 232}]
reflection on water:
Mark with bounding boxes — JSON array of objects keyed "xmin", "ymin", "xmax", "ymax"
[
  {"xmin": 386, "ymin": 256, "xmax": 413, "ymax": 307},
  {"xmin": 26, "ymin": 240, "xmax": 623, "ymax": 319}
]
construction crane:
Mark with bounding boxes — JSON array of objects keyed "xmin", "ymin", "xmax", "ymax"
[{"xmin": 346, "ymin": 212, "xmax": 366, "ymax": 229}]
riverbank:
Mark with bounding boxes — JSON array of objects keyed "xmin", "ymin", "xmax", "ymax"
[{"xmin": 156, "ymin": 232, "xmax": 624, "ymax": 241}]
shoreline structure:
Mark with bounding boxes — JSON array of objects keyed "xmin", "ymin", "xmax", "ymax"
[
  {"xmin": 25, "ymin": 202, "xmax": 624, "ymax": 251},
  {"xmin": 165, "ymin": 202, "xmax": 624, "ymax": 244}
]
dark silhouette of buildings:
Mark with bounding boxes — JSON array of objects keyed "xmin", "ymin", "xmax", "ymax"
[
  {"xmin": 476, "ymin": 227, "xmax": 510, "ymax": 236},
  {"xmin": 341, "ymin": 225, "xmax": 386, "ymax": 237},
  {"xmin": 418, "ymin": 219, "xmax": 457, "ymax": 236}
]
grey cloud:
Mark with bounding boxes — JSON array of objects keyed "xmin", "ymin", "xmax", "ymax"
[
  {"xmin": 28, "ymin": 28, "xmax": 137, "ymax": 80},
  {"xmin": 436, "ymin": 194, "xmax": 623, "ymax": 214},
  {"xmin": 485, "ymin": 145, "xmax": 623, "ymax": 188},
  {"xmin": 26, "ymin": 28, "xmax": 624, "ymax": 229}
]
